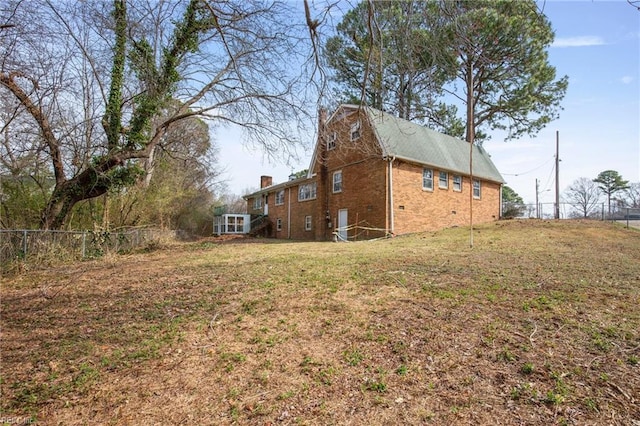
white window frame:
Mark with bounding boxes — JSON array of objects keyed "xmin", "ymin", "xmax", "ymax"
[
  {"xmin": 439, "ymin": 171, "xmax": 448, "ymax": 189},
  {"xmin": 276, "ymin": 218, "xmax": 282, "ymax": 231},
  {"xmin": 333, "ymin": 170, "xmax": 343, "ymax": 193},
  {"xmin": 422, "ymin": 168, "xmax": 433, "ymax": 191},
  {"xmin": 253, "ymin": 196, "xmax": 262, "ymax": 210},
  {"xmin": 327, "ymin": 131, "xmax": 337, "ymax": 150},
  {"xmin": 298, "ymin": 182, "xmax": 317, "ymax": 201},
  {"xmin": 275, "ymin": 189, "xmax": 284, "ymax": 205},
  {"xmin": 453, "ymin": 175, "xmax": 462, "ymax": 192},
  {"xmin": 350, "ymin": 121, "xmax": 361, "ymax": 141},
  {"xmin": 304, "ymin": 215, "xmax": 312, "ymax": 231},
  {"xmin": 473, "ymin": 179, "xmax": 481, "ymax": 199},
  {"xmin": 214, "ymin": 214, "xmax": 250, "ymax": 235}
]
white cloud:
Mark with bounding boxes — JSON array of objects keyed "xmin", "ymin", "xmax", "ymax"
[
  {"xmin": 620, "ymin": 75, "xmax": 634, "ymax": 84},
  {"xmin": 552, "ymin": 36, "xmax": 605, "ymax": 48}
]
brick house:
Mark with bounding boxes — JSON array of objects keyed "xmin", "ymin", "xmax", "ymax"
[{"xmin": 244, "ymin": 104, "xmax": 505, "ymax": 241}]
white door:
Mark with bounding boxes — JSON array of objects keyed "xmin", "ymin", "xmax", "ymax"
[{"xmin": 337, "ymin": 209, "xmax": 348, "ymax": 241}]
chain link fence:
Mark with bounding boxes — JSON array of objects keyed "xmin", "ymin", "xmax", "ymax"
[
  {"xmin": 503, "ymin": 202, "xmax": 607, "ymax": 220},
  {"xmin": 502, "ymin": 202, "xmax": 640, "ymax": 227},
  {"xmin": 0, "ymin": 228, "xmax": 165, "ymax": 265},
  {"xmin": 613, "ymin": 207, "xmax": 640, "ymax": 229}
]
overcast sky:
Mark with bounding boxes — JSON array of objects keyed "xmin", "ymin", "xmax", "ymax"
[{"xmin": 215, "ymin": 0, "xmax": 640, "ymax": 206}]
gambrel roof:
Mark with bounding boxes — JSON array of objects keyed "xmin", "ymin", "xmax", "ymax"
[{"xmin": 320, "ymin": 105, "xmax": 505, "ymax": 184}]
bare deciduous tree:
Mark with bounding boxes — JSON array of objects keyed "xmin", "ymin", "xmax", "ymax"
[
  {"xmin": 564, "ymin": 177, "xmax": 601, "ymax": 218},
  {"xmin": 624, "ymin": 182, "xmax": 640, "ymax": 208},
  {"xmin": 1, "ymin": 0, "xmax": 315, "ymax": 229}
]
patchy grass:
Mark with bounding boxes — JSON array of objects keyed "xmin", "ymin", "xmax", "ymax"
[{"xmin": 1, "ymin": 220, "xmax": 639, "ymax": 425}]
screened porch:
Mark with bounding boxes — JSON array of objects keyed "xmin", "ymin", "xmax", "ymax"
[{"xmin": 213, "ymin": 214, "xmax": 251, "ymax": 235}]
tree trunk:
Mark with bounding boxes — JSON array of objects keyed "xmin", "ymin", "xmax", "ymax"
[
  {"xmin": 102, "ymin": 193, "xmax": 110, "ymax": 230},
  {"xmin": 41, "ymin": 186, "xmax": 83, "ymax": 230},
  {"xmin": 41, "ymin": 168, "xmax": 112, "ymax": 229},
  {"xmin": 465, "ymin": 60, "xmax": 475, "ymax": 144},
  {"xmin": 141, "ymin": 145, "xmax": 158, "ymax": 187}
]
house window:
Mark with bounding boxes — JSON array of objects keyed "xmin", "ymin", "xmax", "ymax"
[
  {"xmin": 253, "ymin": 196, "xmax": 262, "ymax": 210},
  {"xmin": 333, "ymin": 170, "xmax": 342, "ymax": 193},
  {"xmin": 439, "ymin": 171, "xmax": 448, "ymax": 189},
  {"xmin": 305, "ymin": 215, "xmax": 312, "ymax": 231},
  {"xmin": 473, "ymin": 179, "xmax": 481, "ymax": 199},
  {"xmin": 327, "ymin": 132, "xmax": 337, "ymax": 150},
  {"xmin": 422, "ymin": 168, "xmax": 433, "ymax": 190},
  {"xmin": 453, "ymin": 175, "xmax": 462, "ymax": 192},
  {"xmin": 350, "ymin": 121, "xmax": 361, "ymax": 141},
  {"xmin": 298, "ymin": 182, "xmax": 317, "ymax": 201},
  {"xmin": 275, "ymin": 190, "xmax": 284, "ymax": 205},
  {"xmin": 276, "ymin": 218, "xmax": 282, "ymax": 231}
]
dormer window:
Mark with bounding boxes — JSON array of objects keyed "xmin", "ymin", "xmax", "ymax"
[
  {"xmin": 327, "ymin": 131, "xmax": 337, "ymax": 150},
  {"xmin": 350, "ymin": 121, "xmax": 361, "ymax": 141}
]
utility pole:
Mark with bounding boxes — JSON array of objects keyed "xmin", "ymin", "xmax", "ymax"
[{"xmin": 554, "ymin": 131, "xmax": 560, "ymax": 220}]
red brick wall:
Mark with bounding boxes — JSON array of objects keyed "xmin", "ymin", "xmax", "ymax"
[
  {"xmin": 246, "ymin": 106, "xmax": 502, "ymax": 240},
  {"xmin": 253, "ymin": 184, "xmax": 319, "ymax": 240},
  {"xmin": 324, "ymin": 158, "xmax": 388, "ymax": 240},
  {"xmin": 267, "ymin": 187, "xmax": 292, "ymax": 239},
  {"xmin": 391, "ymin": 160, "xmax": 501, "ymax": 235},
  {"xmin": 313, "ymin": 108, "xmax": 388, "ymax": 240},
  {"xmin": 285, "ymin": 183, "xmax": 318, "ymax": 240}
]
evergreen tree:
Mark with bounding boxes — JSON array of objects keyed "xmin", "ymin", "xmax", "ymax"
[
  {"xmin": 501, "ymin": 185, "xmax": 525, "ymax": 218},
  {"xmin": 324, "ymin": 1, "xmax": 463, "ymax": 135},
  {"xmin": 594, "ymin": 170, "xmax": 629, "ymax": 217},
  {"xmin": 324, "ymin": 0, "xmax": 568, "ymax": 144}
]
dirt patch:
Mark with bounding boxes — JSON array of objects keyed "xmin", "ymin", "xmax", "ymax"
[{"xmin": 2, "ymin": 220, "xmax": 639, "ymax": 425}]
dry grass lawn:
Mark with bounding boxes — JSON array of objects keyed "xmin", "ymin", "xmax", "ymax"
[{"xmin": 1, "ymin": 219, "xmax": 639, "ymax": 425}]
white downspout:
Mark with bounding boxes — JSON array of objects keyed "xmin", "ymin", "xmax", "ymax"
[
  {"xmin": 388, "ymin": 156, "xmax": 395, "ymax": 235},
  {"xmin": 499, "ymin": 183, "xmax": 503, "ymax": 219}
]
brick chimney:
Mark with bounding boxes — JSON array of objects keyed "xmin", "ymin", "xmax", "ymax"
[{"xmin": 260, "ymin": 175, "xmax": 273, "ymax": 188}]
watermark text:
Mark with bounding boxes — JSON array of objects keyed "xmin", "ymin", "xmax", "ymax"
[{"xmin": 0, "ymin": 417, "xmax": 35, "ymax": 425}]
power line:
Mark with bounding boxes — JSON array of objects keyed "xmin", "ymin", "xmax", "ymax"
[
  {"xmin": 501, "ymin": 155, "xmax": 554, "ymax": 176},
  {"xmin": 541, "ymin": 160, "xmax": 556, "ymax": 194}
]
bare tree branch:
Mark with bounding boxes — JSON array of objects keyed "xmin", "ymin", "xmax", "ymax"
[{"xmin": 0, "ymin": 71, "xmax": 65, "ymax": 184}]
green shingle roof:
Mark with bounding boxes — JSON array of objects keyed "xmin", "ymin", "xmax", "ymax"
[{"xmin": 365, "ymin": 107, "xmax": 505, "ymax": 184}]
